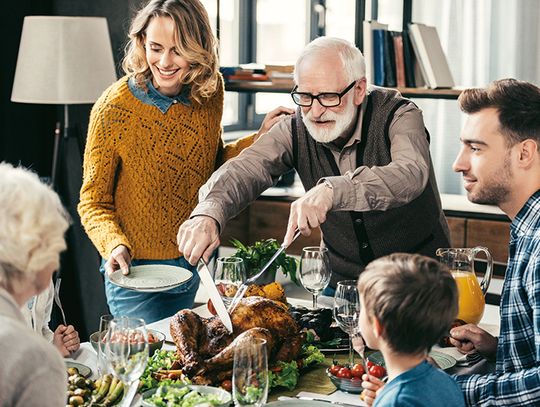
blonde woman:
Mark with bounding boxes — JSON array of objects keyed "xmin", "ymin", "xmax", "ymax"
[
  {"xmin": 0, "ymin": 163, "xmax": 69, "ymax": 407},
  {"xmin": 78, "ymin": 0, "xmax": 292, "ymax": 323}
]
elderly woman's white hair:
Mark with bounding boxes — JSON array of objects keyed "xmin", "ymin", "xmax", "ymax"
[
  {"xmin": 293, "ymin": 36, "xmax": 366, "ymax": 84},
  {"xmin": 0, "ymin": 163, "xmax": 69, "ymax": 295}
]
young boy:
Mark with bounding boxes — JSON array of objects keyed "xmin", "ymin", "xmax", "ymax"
[{"xmin": 357, "ymin": 253, "xmax": 465, "ymax": 407}]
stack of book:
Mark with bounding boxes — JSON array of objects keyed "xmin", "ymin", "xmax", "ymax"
[
  {"xmin": 363, "ymin": 21, "xmax": 454, "ymax": 89},
  {"xmin": 220, "ymin": 64, "xmax": 269, "ymax": 82}
]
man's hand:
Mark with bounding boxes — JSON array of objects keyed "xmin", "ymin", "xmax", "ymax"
[
  {"xmin": 449, "ymin": 323, "xmax": 498, "ymax": 359},
  {"xmin": 255, "ymin": 106, "xmax": 294, "ymax": 141},
  {"xmin": 177, "ymin": 216, "xmax": 220, "ymax": 265},
  {"xmin": 52, "ymin": 324, "xmax": 80, "ymax": 357},
  {"xmin": 283, "ymin": 182, "xmax": 333, "ymax": 246},
  {"xmin": 361, "ymin": 373, "xmax": 385, "ymax": 406},
  {"xmin": 104, "ymin": 245, "xmax": 131, "ymax": 276}
]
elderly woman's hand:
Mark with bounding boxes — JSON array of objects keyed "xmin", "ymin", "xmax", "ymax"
[{"xmin": 53, "ymin": 324, "xmax": 80, "ymax": 357}]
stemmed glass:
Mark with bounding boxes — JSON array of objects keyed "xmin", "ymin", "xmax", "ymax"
[
  {"xmin": 232, "ymin": 338, "xmax": 269, "ymax": 407},
  {"xmin": 299, "ymin": 246, "xmax": 331, "ymax": 308},
  {"xmin": 214, "ymin": 256, "xmax": 246, "ymax": 306},
  {"xmin": 333, "ymin": 280, "xmax": 361, "ymax": 366},
  {"xmin": 96, "ymin": 314, "xmax": 114, "ymax": 376},
  {"xmin": 104, "ymin": 317, "xmax": 149, "ymax": 407}
]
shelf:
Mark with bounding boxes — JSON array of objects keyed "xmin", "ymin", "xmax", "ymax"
[{"xmin": 225, "ymin": 80, "xmax": 463, "ymax": 99}]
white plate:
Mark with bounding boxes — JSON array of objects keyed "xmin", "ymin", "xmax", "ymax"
[
  {"xmin": 368, "ymin": 349, "xmax": 457, "ymax": 370},
  {"xmin": 109, "ymin": 264, "xmax": 192, "ymax": 292}
]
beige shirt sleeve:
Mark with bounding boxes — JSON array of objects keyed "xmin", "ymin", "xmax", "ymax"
[
  {"xmin": 192, "ymin": 117, "xmax": 294, "ymax": 230},
  {"xmin": 323, "ymin": 103, "xmax": 431, "ymax": 212}
]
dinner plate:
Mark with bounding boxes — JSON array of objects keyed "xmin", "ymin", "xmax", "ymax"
[
  {"xmin": 109, "ymin": 264, "xmax": 192, "ymax": 292},
  {"xmin": 267, "ymin": 401, "xmax": 331, "ymax": 406},
  {"xmin": 368, "ymin": 349, "xmax": 457, "ymax": 370},
  {"xmin": 65, "ymin": 361, "xmax": 92, "ymax": 378}
]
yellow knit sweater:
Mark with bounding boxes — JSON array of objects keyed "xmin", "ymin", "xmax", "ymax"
[{"xmin": 78, "ymin": 75, "xmax": 254, "ymax": 259}]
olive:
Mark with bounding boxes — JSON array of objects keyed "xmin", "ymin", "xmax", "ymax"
[
  {"xmin": 74, "ymin": 377, "xmax": 87, "ymax": 388},
  {"xmin": 85, "ymin": 378, "xmax": 94, "ymax": 389},
  {"xmin": 68, "ymin": 395, "xmax": 84, "ymax": 406},
  {"xmin": 67, "ymin": 367, "xmax": 79, "ymax": 376},
  {"xmin": 290, "ymin": 311, "xmax": 302, "ymax": 320}
]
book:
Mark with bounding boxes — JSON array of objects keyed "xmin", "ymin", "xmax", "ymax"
[
  {"xmin": 372, "ymin": 29, "xmax": 387, "ymax": 86},
  {"xmin": 401, "ymin": 28, "xmax": 417, "ymax": 87},
  {"xmin": 390, "ymin": 32, "xmax": 406, "ymax": 88},
  {"xmin": 362, "ymin": 20, "xmax": 388, "ymax": 85},
  {"xmin": 408, "ymin": 23, "xmax": 454, "ymax": 88},
  {"xmin": 383, "ymin": 30, "xmax": 397, "ymax": 87}
]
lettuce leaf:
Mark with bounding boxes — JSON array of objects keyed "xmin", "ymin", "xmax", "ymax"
[{"xmin": 269, "ymin": 360, "xmax": 299, "ymax": 390}]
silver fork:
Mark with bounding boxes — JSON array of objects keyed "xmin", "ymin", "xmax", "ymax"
[{"xmin": 54, "ymin": 277, "xmax": 67, "ymax": 326}]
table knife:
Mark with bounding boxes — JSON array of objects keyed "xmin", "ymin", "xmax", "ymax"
[{"xmin": 199, "ymin": 260, "xmax": 234, "ymax": 333}]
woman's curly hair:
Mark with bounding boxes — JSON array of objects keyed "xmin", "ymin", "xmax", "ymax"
[{"xmin": 122, "ymin": 0, "xmax": 219, "ymax": 104}]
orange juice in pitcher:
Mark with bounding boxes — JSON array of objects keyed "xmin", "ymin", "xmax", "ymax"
[
  {"xmin": 436, "ymin": 247, "xmax": 493, "ymax": 325},
  {"xmin": 452, "ymin": 270, "xmax": 486, "ymax": 324}
]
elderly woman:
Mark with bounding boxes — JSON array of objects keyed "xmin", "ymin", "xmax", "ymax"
[{"xmin": 0, "ymin": 163, "xmax": 69, "ymax": 407}]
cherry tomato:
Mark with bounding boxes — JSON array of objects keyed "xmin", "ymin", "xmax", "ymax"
[
  {"xmin": 368, "ymin": 365, "xmax": 386, "ymax": 379},
  {"xmin": 351, "ymin": 363, "xmax": 365, "ymax": 378},
  {"xmin": 329, "ymin": 364, "xmax": 341, "ymax": 376},
  {"xmin": 366, "ymin": 360, "xmax": 376, "ymax": 369},
  {"xmin": 337, "ymin": 367, "xmax": 352, "ymax": 379},
  {"xmin": 221, "ymin": 379, "xmax": 232, "ymax": 392}
]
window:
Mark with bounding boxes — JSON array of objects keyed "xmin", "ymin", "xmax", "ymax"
[{"xmin": 325, "ymin": 0, "xmax": 357, "ymax": 42}]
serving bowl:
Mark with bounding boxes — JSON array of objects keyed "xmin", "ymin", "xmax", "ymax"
[
  {"xmin": 89, "ymin": 329, "xmax": 165, "ymax": 356},
  {"xmin": 326, "ymin": 369, "xmax": 363, "ymax": 394},
  {"xmin": 141, "ymin": 384, "xmax": 231, "ymax": 407}
]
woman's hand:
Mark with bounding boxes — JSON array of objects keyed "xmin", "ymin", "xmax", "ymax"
[
  {"xmin": 53, "ymin": 324, "xmax": 80, "ymax": 357},
  {"xmin": 255, "ymin": 106, "xmax": 294, "ymax": 141},
  {"xmin": 105, "ymin": 245, "xmax": 131, "ymax": 276}
]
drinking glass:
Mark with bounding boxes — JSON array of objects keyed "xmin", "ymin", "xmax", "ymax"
[
  {"xmin": 214, "ymin": 256, "xmax": 246, "ymax": 306},
  {"xmin": 232, "ymin": 338, "xmax": 269, "ymax": 407},
  {"xmin": 299, "ymin": 246, "xmax": 331, "ymax": 308},
  {"xmin": 96, "ymin": 314, "xmax": 114, "ymax": 376},
  {"xmin": 104, "ymin": 317, "xmax": 149, "ymax": 407},
  {"xmin": 333, "ymin": 280, "xmax": 361, "ymax": 365}
]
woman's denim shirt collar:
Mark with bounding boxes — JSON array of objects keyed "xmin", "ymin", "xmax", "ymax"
[{"xmin": 128, "ymin": 77, "xmax": 191, "ymax": 113}]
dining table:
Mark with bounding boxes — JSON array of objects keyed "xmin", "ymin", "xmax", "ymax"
[{"xmin": 70, "ymin": 296, "xmax": 500, "ymax": 406}]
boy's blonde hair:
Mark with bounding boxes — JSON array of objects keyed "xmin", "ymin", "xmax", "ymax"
[
  {"xmin": 122, "ymin": 0, "xmax": 219, "ymax": 104},
  {"xmin": 358, "ymin": 253, "xmax": 458, "ymax": 355}
]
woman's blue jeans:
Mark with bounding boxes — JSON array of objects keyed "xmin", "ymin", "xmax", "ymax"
[{"xmin": 100, "ymin": 257, "xmax": 200, "ymax": 324}]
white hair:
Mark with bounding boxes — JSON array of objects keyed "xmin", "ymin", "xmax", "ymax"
[
  {"xmin": 293, "ymin": 36, "xmax": 366, "ymax": 83},
  {"xmin": 0, "ymin": 163, "xmax": 69, "ymax": 295}
]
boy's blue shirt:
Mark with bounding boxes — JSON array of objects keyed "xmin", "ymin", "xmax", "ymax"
[{"xmin": 373, "ymin": 361, "xmax": 465, "ymax": 407}]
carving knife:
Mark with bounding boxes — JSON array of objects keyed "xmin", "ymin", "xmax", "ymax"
[{"xmin": 199, "ymin": 260, "xmax": 234, "ymax": 333}]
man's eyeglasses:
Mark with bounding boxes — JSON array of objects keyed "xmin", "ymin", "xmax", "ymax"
[{"xmin": 290, "ymin": 80, "xmax": 357, "ymax": 107}]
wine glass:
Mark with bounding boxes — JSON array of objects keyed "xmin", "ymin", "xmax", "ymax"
[
  {"xmin": 104, "ymin": 317, "xmax": 149, "ymax": 407},
  {"xmin": 299, "ymin": 246, "xmax": 331, "ymax": 308},
  {"xmin": 96, "ymin": 314, "xmax": 114, "ymax": 376},
  {"xmin": 214, "ymin": 256, "xmax": 246, "ymax": 306},
  {"xmin": 233, "ymin": 338, "xmax": 269, "ymax": 407},
  {"xmin": 333, "ymin": 280, "xmax": 361, "ymax": 365}
]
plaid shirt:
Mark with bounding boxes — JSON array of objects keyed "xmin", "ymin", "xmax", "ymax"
[{"xmin": 455, "ymin": 190, "xmax": 540, "ymax": 406}]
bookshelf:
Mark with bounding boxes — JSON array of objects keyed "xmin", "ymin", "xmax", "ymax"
[{"xmin": 224, "ymin": 80, "xmax": 462, "ymax": 100}]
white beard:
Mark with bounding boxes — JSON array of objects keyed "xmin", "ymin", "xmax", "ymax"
[{"xmin": 301, "ymin": 101, "xmax": 358, "ymax": 143}]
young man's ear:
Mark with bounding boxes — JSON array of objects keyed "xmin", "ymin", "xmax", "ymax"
[{"xmin": 516, "ymin": 139, "xmax": 539, "ymax": 169}]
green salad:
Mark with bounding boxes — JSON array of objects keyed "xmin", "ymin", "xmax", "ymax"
[
  {"xmin": 268, "ymin": 344, "xmax": 325, "ymax": 390},
  {"xmin": 145, "ymin": 385, "xmax": 226, "ymax": 407},
  {"xmin": 139, "ymin": 350, "xmax": 190, "ymax": 393}
]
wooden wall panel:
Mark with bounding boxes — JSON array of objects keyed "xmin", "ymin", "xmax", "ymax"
[
  {"xmin": 467, "ymin": 219, "xmax": 511, "ymax": 264},
  {"xmin": 446, "ymin": 216, "xmax": 466, "ymax": 247}
]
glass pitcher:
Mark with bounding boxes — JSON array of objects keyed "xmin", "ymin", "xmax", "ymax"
[{"xmin": 436, "ymin": 247, "xmax": 493, "ymax": 324}]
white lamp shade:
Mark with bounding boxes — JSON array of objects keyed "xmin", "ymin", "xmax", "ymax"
[{"xmin": 11, "ymin": 16, "xmax": 117, "ymax": 104}]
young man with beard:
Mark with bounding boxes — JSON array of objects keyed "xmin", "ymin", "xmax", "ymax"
[
  {"xmin": 450, "ymin": 79, "xmax": 540, "ymax": 405},
  {"xmin": 177, "ymin": 36, "xmax": 450, "ymax": 290}
]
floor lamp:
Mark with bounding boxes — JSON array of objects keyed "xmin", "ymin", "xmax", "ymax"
[{"xmin": 11, "ymin": 16, "xmax": 117, "ymax": 188}]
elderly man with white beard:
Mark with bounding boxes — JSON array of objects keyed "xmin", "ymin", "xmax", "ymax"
[{"xmin": 177, "ymin": 36, "xmax": 450, "ymax": 290}]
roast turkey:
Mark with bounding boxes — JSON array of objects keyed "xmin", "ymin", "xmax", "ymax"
[{"xmin": 170, "ymin": 296, "xmax": 305, "ymax": 384}]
